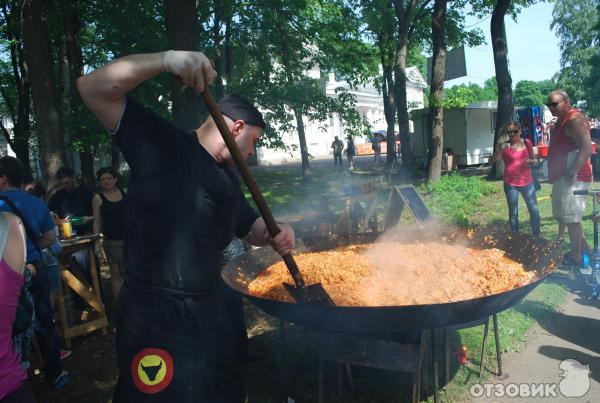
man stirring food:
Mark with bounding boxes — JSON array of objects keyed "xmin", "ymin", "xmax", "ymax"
[{"xmin": 77, "ymin": 50, "xmax": 295, "ymax": 402}]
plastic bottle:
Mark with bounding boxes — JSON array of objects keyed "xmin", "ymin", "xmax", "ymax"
[{"xmin": 581, "ymin": 252, "xmax": 590, "ymax": 276}]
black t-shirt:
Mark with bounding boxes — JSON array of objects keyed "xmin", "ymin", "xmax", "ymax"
[
  {"xmin": 48, "ymin": 185, "xmax": 95, "ymax": 234},
  {"xmin": 114, "ymin": 98, "xmax": 259, "ymax": 293},
  {"xmin": 99, "ymin": 190, "xmax": 126, "ymax": 241}
]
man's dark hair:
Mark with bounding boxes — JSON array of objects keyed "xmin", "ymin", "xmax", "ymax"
[
  {"xmin": 0, "ymin": 156, "xmax": 25, "ymax": 187},
  {"xmin": 24, "ymin": 181, "xmax": 47, "ymax": 199},
  {"xmin": 218, "ymin": 93, "xmax": 266, "ymax": 128},
  {"xmin": 56, "ymin": 166, "xmax": 75, "ymax": 180},
  {"xmin": 96, "ymin": 167, "xmax": 117, "ymax": 179}
]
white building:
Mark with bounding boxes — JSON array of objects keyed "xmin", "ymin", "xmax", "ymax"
[{"xmin": 256, "ymin": 67, "xmax": 427, "ymax": 165}]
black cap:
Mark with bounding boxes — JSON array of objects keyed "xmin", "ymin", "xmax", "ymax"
[{"xmin": 218, "ymin": 93, "xmax": 266, "ymax": 128}]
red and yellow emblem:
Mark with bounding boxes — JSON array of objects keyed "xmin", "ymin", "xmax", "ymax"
[{"xmin": 131, "ymin": 348, "xmax": 174, "ymax": 394}]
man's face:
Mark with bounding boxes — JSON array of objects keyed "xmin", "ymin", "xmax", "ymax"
[
  {"xmin": 547, "ymin": 93, "xmax": 569, "ymax": 117},
  {"xmin": 59, "ymin": 175, "xmax": 76, "ymax": 192}
]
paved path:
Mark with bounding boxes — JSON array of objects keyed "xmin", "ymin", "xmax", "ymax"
[{"xmin": 474, "ymin": 277, "xmax": 600, "ymax": 402}]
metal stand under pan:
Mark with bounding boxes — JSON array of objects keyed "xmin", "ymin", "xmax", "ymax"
[{"xmin": 279, "ymin": 317, "xmax": 502, "ymax": 403}]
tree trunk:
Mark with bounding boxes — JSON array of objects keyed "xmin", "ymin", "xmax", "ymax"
[
  {"xmin": 491, "ymin": 0, "xmax": 513, "ymax": 177},
  {"xmin": 59, "ymin": 0, "xmax": 95, "ymax": 186},
  {"xmin": 294, "ymin": 109, "xmax": 310, "ymax": 179},
  {"xmin": 427, "ymin": 0, "xmax": 447, "ymax": 183},
  {"xmin": 394, "ymin": 40, "xmax": 414, "ymax": 166},
  {"xmin": 212, "ymin": 0, "xmax": 225, "ymax": 99},
  {"xmin": 224, "ymin": 4, "xmax": 233, "ymax": 83},
  {"xmin": 378, "ymin": 19, "xmax": 397, "ymax": 170},
  {"xmin": 165, "ymin": 0, "xmax": 204, "ymax": 131},
  {"xmin": 21, "ymin": 0, "xmax": 67, "ymax": 181},
  {"xmin": 393, "ymin": 0, "xmax": 417, "ymax": 167},
  {"xmin": 277, "ymin": 10, "xmax": 310, "ymax": 178}
]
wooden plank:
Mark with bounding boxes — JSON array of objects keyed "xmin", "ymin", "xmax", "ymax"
[
  {"xmin": 60, "ymin": 269, "xmax": 105, "ymax": 315},
  {"xmin": 64, "ymin": 317, "xmax": 108, "ymax": 339}
]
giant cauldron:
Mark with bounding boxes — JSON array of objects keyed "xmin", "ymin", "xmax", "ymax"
[{"xmin": 222, "ymin": 228, "xmax": 560, "ymax": 333}]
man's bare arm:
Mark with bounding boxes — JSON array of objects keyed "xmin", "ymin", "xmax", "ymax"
[
  {"xmin": 76, "ymin": 51, "xmax": 216, "ymax": 131},
  {"xmin": 39, "ymin": 228, "xmax": 57, "ymax": 250},
  {"xmin": 565, "ymin": 114, "xmax": 593, "ymax": 175}
]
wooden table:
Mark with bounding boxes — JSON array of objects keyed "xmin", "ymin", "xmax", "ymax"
[{"xmin": 56, "ymin": 235, "xmax": 108, "ymax": 347}]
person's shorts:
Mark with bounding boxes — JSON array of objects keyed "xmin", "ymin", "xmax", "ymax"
[
  {"xmin": 103, "ymin": 240, "xmax": 124, "ymax": 266},
  {"xmin": 551, "ymin": 177, "xmax": 591, "ymax": 224}
]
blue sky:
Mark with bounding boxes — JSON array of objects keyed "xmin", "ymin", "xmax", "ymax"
[{"xmin": 446, "ymin": 2, "xmax": 560, "ymax": 87}]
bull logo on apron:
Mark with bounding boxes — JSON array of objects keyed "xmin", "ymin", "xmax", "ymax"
[{"xmin": 131, "ymin": 348, "xmax": 174, "ymax": 393}]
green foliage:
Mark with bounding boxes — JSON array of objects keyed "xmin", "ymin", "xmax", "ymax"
[
  {"xmin": 514, "ymin": 80, "xmax": 546, "ymax": 107},
  {"xmin": 422, "ymin": 174, "xmax": 497, "ymax": 226},
  {"xmin": 585, "ymin": 4, "xmax": 600, "ymax": 116},
  {"xmin": 443, "ymin": 79, "xmax": 497, "ymax": 108},
  {"xmin": 552, "ymin": 0, "xmax": 600, "ymax": 105}
]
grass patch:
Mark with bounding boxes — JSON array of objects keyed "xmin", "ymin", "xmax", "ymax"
[{"xmin": 420, "ymin": 174, "xmax": 498, "ymax": 227}]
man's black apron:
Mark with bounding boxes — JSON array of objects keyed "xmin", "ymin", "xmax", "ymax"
[{"xmin": 113, "ymin": 282, "xmax": 245, "ymax": 403}]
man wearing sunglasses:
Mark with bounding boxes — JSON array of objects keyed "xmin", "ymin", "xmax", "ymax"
[{"xmin": 546, "ymin": 90, "xmax": 593, "ymax": 267}]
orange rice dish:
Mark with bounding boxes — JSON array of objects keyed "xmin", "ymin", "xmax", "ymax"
[{"xmin": 247, "ymin": 241, "xmax": 537, "ymax": 306}]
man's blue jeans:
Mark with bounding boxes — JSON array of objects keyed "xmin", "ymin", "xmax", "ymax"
[
  {"xmin": 503, "ymin": 182, "xmax": 541, "ymax": 237},
  {"xmin": 30, "ymin": 265, "xmax": 62, "ymax": 381}
]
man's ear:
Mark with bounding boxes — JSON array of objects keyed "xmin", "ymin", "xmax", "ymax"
[
  {"xmin": 0, "ymin": 175, "xmax": 7, "ymax": 186},
  {"xmin": 230, "ymin": 120, "xmax": 246, "ymax": 138}
]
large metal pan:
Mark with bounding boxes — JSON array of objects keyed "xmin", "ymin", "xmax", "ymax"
[{"xmin": 222, "ymin": 228, "xmax": 561, "ymax": 333}]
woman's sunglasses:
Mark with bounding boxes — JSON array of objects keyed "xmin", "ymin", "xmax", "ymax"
[{"xmin": 508, "ymin": 129, "xmax": 520, "ymax": 135}]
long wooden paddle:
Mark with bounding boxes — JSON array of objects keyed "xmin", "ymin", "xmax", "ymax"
[{"xmin": 201, "ymin": 90, "xmax": 334, "ymax": 305}]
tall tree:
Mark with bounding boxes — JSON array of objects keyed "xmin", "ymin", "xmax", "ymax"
[
  {"xmin": 427, "ymin": 0, "xmax": 446, "ymax": 182},
  {"xmin": 0, "ymin": 0, "xmax": 32, "ymax": 176},
  {"xmin": 470, "ymin": 0, "xmax": 539, "ymax": 171},
  {"xmin": 393, "ymin": 0, "xmax": 431, "ymax": 167},
  {"xmin": 552, "ymin": 0, "xmax": 599, "ymax": 104},
  {"xmin": 489, "ymin": 0, "xmax": 513, "ymax": 158},
  {"xmin": 165, "ymin": 0, "xmax": 204, "ymax": 131},
  {"xmin": 58, "ymin": 0, "xmax": 96, "ymax": 185},
  {"xmin": 21, "ymin": 0, "xmax": 67, "ymax": 180}
]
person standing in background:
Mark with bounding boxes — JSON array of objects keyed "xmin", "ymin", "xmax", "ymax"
[
  {"xmin": 331, "ymin": 136, "xmax": 344, "ymax": 168},
  {"xmin": 346, "ymin": 135, "xmax": 356, "ymax": 170},
  {"xmin": 372, "ymin": 134, "xmax": 383, "ymax": 165},
  {"xmin": 92, "ymin": 167, "xmax": 126, "ymax": 301},
  {"xmin": 48, "ymin": 167, "xmax": 95, "ymax": 236},
  {"xmin": 489, "ymin": 121, "xmax": 541, "ymax": 237},
  {"xmin": 48, "ymin": 166, "xmax": 97, "ymax": 315},
  {"xmin": 546, "ymin": 90, "xmax": 593, "ymax": 267}
]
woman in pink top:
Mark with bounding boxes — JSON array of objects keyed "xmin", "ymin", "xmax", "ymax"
[
  {"xmin": 0, "ymin": 212, "xmax": 37, "ymax": 403},
  {"xmin": 490, "ymin": 121, "xmax": 541, "ymax": 236}
]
